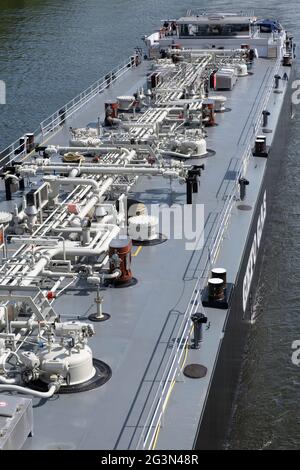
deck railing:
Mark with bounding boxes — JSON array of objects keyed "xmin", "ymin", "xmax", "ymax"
[
  {"xmin": 0, "ymin": 127, "xmax": 41, "ymax": 171},
  {"xmin": 136, "ymin": 57, "xmax": 282, "ymax": 450},
  {"xmin": 0, "ymin": 54, "xmax": 139, "ymax": 170},
  {"xmin": 0, "ymin": 48, "xmax": 281, "ymax": 449},
  {"xmin": 186, "ymin": 9, "xmax": 256, "ymax": 18},
  {"xmin": 39, "ymin": 55, "xmax": 137, "ymax": 138}
]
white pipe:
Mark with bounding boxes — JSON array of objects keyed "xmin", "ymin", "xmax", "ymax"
[
  {"xmin": 20, "ymin": 248, "xmax": 60, "ymax": 287},
  {"xmin": 88, "ymin": 269, "xmax": 121, "ymax": 283},
  {"xmin": 93, "ymin": 255, "xmax": 109, "ymax": 271},
  {"xmin": 159, "ymin": 150, "xmax": 192, "ymax": 159},
  {"xmin": 121, "ymin": 123, "xmax": 155, "ymax": 129},
  {"xmin": 10, "ymin": 237, "xmax": 61, "ymax": 246},
  {"xmin": 44, "ymin": 177, "xmax": 100, "ymax": 192},
  {"xmin": 52, "ymin": 227, "xmax": 88, "ymax": 234},
  {"xmin": 164, "ymin": 99, "xmax": 203, "ymax": 106},
  {"xmin": 42, "ymin": 270, "xmax": 76, "ymax": 279},
  {"xmin": 0, "ymin": 383, "xmax": 58, "ymax": 398},
  {"xmin": 52, "ymin": 222, "xmax": 115, "ymax": 234},
  {"xmin": 69, "ymin": 168, "xmax": 80, "ymax": 178},
  {"xmin": 65, "ymin": 226, "xmax": 120, "ymax": 256},
  {"xmin": 51, "ymin": 181, "xmax": 99, "ymax": 231},
  {"xmin": 173, "ymin": 48, "xmax": 243, "ymax": 55},
  {"xmin": 0, "ymin": 375, "xmax": 17, "ymax": 384},
  {"xmin": 10, "ymin": 320, "xmax": 38, "ymax": 329},
  {"xmin": 46, "ymin": 146, "xmax": 136, "ymax": 158},
  {"xmin": 45, "ymin": 175, "xmax": 114, "ymax": 224},
  {"xmin": 0, "ymin": 182, "xmax": 92, "ymax": 283},
  {"xmin": 97, "ymin": 214, "xmax": 114, "ymax": 224},
  {"xmin": 1, "ymin": 350, "xmax": 20, "ymax": 373},
  {"xmin": 102, "ymin": 269, "xmax": 121, "ymax": 280},
  {"xmin": 38, "ymin": 165, "xmax": 179, "ymax": 177},
  {"xmin": 77, "ymin": 195, "xmax": 99, "ymax": 222},
  {"xmin": 50, "ymin": 277, "xmax": 65, "ymax": 294},
  {"xmin": 24, "ymin": 161, "xmax": 149, "ymax": 168},
  {"xmin": 20, "ymin": 225, "xmax": 120, "ymax": 287},
  {"xmin": 4, "ymin": 174, "xmax": 20, "ymax": 183}
]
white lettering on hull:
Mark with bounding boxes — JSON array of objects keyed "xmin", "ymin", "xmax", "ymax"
[{"xmin": 242, "ymin": 191, "xmax": 267, "ymax": 312}]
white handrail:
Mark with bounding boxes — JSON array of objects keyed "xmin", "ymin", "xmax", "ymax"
[
  {"xmin": 0, "ymin": 52, "xmax": 281, "ymax": 450},
  {"xmin": 39, "ymin": 55, "xmax": 137, "ymax": 137},
  {"xmin": 136, "ymin": 57, "xmax": 281, "ymax": 450},
  {"xmin": 0, "ymin": 54, "xmax": 139, "ymax": 170}
]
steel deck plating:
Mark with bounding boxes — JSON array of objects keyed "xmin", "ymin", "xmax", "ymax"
[{"xmin": 0, "ymin": 13, "xmax": 293, "ymax": 450}]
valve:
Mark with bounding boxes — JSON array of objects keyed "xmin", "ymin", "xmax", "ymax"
[
  {"xmin": 110, "ymin": 253, "xmax": 121, "ymax": 269},
  {"xmin": 21, "ymin": 368, "xmax": 40, "ymax": 384},
  {"xmin": 88, "ymin": 281, "xmax": 111, "ymax": 323},
  {"xmin": 47, "ymin": 291, "xmax": 56, "ymax": 301}
]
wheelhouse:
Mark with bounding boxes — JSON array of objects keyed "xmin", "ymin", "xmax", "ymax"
[{"xmin": 177, "ymin": 14, "xmax": 255, "ymax": 39}]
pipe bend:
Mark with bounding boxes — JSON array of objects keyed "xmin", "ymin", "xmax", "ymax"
[
  {"xmin": 0, "ymin": 382, "xmax": 59, "ymax": 398},
  {"xmin": 102, "ymin": 269, "xmax": 121, "ymax": 280},
  {"xmin": 0, "ymin": 375, "xmax": 18, "ymax": 384},
  {"xmin": 44, "ymin": 176, "xmax": 99, "ymax": 192}
]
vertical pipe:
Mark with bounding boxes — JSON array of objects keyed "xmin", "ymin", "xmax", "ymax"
[
  {"xmin": 5, "ymin": 178, "xmax": 12, "ymax": 201},
  {"xmin": 186, "ymin": 179, "xmax": 193, "ymax": 205},
  {"xmin": 19, "ymin": 178, "xmax": 25, "ymax": 191}
]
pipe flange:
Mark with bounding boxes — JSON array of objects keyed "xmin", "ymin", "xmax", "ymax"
[
  {"xmin": 132, "ymin": 233, "xmax": 167, "ymax": 246},
  {"xmin": 88, "ymin": 313, "xmax": 111, "ymax": 322},
  {"xmin": 27, "ymin": 358, "xmax": 111, "ymax": 394}
]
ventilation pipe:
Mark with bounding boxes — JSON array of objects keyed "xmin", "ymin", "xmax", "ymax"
[
  {"xmin": 239, "ymin": 177, "xmax": 249, "ymax": 201},
  {"xmin": 191, "ymin": 312, "xmax": 208, "ymax": 349}
]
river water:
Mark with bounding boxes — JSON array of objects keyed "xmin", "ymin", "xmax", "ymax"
[{"xmin": 0, "ymin": 0, "xmax": 299, "ymax": 450}]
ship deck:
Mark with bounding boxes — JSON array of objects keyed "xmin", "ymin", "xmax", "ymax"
[{"xmin": 0, "ymin": 54, "xmax": 291, "ymax": 450}]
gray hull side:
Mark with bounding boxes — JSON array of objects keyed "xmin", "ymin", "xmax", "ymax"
[{"xmin": 195, "ymin": 73, "xmax": 294, "ymax": 450}]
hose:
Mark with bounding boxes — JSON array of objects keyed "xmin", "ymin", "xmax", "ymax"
[
  {"xmin": 0, "ymin": 382, "xmax": 59, "ymax": 398},
  {"xmin": 62, "ymin": 153, "xmax": 85, "ymax": 164}
]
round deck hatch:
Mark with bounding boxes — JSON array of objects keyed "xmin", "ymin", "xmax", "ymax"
[{"xmin": 183, "ymin": 364, "xmax": 207, "ymax": 379}]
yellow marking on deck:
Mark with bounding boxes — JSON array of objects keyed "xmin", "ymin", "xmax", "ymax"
[{"xmin": 132, "ymin": 246, "xmax": 142, "ymax": 257}]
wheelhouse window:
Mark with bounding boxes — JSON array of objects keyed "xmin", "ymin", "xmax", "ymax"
[
  {"xmin": 258, "ymin": 25, "xmax": 272, "ymax": 33},
  {"xmin": 179, "ymin": 23, "xmax": 250, "ymax": 37}
]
